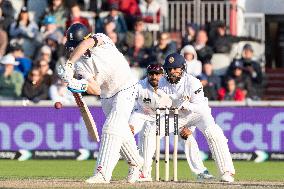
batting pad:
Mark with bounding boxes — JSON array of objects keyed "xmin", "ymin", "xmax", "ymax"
[
  {"xmin": 121, "ymin": 137, "xmax": 144, "ymax": 168},
  {"xmin": 95, "ymin": 133, "xmax": 122, "ymax": 181},
  {"xmin": 204, "ymin": 125, "xmax": 235, "ymax": 175}
]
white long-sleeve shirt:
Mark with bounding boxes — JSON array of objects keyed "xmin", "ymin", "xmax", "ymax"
[
  {"xmin": 159, "ymin": 73, "xmax": 210, "ymax": 119},
  {"xmin": 75, "ymin": 33, "xmax": 137, "ymax": 98},
  {"xmin": 133, "ymin": 77, "xmax": 172, "ymax": 120}
]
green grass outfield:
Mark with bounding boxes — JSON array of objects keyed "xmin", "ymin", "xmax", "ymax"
[{"xmin": 0, "ymin": 160, "xmax": 283, "ymax": 181}]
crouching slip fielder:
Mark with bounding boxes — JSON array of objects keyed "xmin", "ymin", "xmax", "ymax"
[
  {"xmin": 129, "ymin": 64, "xmax": 213, "ymax": 180},
  {"xmin": 58, "ymin": 23, "xmax": 143, "ymax": 183},
  {"xmin": 143, "ymin": 53, "xmax": 235, "ymax": 182}
]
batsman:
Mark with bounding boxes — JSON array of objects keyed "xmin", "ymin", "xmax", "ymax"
[{"xmin": 57, "ymin": 23, "xmax": 143, "ymax": 183}]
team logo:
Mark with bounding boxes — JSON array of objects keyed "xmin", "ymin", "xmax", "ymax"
[
  {"xmin": 169, "ymin": 57, "xmax": 175, "ymax": 63},
  {"xmin": 143, "ymin": 98, "xmax": 151, "ymax": 104},
  {"xmin": 194, "ymin": 87, "xmax": 203, "ymax": 94},
  {"xmin": 69, "ymin": 33, "xmax": 73, "ymax": 41}
]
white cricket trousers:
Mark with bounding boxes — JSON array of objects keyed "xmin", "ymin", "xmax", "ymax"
[{"xmin": 93, "ymin": 84, "xmax": 143, "ymax": 182}]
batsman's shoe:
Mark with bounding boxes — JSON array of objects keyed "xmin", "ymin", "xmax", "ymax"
[
  {"xmin": 220, "ymin": 172, "xmax": 234, "ymax": 183},
  {"xmin": 127, "ymin": 166, "xmax": 142, "ymax": 183},
  {"xmin": 197, "ymin": 170, "xmax": 214, "ymax": 181},
  {"xmin": 138, "ymin": 172, "xmax": 152, "ymax": 182},
  {"xmin": 85, "ymin": 173, "xmax": 109, "ymax": 184}
]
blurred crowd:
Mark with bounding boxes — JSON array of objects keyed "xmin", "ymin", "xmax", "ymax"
[{"xmin": 0, "ymin": 0, "xmax": 265, "ymax": 104}]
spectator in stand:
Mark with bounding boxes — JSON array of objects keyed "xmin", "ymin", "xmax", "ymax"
[
  {"xmin": 41, "ymin": 0, "xmax": 67, "ymax": 31},
  {"xmin": 198, "ymin": 61, "xmax": 221, "ymax": 100},
  {"xmin": 240, "ymin": 44, "xmax": 264, "ymax": 98},
  {"xmin": 126, "ymin": 32, "xmax": 151, "ymax": 68},
  {"xmin": 49, "ymin": 77, "xmax": 74, "ymax": 105},
  {"xmin": 0, "ymin": 54, "xmax": 24, "ymax": 100},
  {"xmin": 0, "ymin": 0, "xmax": 15, "ymax": 31},
  {"xmin": 107, "ymin": 0, "xmax": 141, "ymax": 30},
  {"xmin": 193, "ymin": 29, "xmax": 214, "ymax": 64},
  {"xmin": 45, "ymin": 33, "xmax": 65, "ymax": 71},
  {"xmin": 209, "ymin": 21, "xmax": 232, "ymax": 54},
  {"xmin": 218, "ymin": 77, "xmax": 245, "ymax": 101},
  {"xmin": 139, "ymin": 0, "xmax": 161, "ymax": 32},
  {"xmin": 126, "ymin": 32, "xmax": 151, "ymax": 79},
  {"xmin": 226, "ymin": 60, "xmax": 254, "ymax": 99},
  {"xmin": 38, "ymin": 15, "xmax": 64, "ymax": 45},
  {"xmin": 182, "ymin": 23, "xmax": 199, "ymax": 47},
  {"xmin": 227, "ymin": 44, "xmax": 263, "ymax": 99},
  {"xmin": 152, "ymin": 32, "xmax": 176, "ymax": 63},
  {"xmin": 22, "ymin": 67, "xmax": 49, "ymax": 103},
  {"xmin": 9, "ymin": 6, "xmax": 39, "ymax": 58},
  {"xmin": 0, "ymin": 18, "xmax": 8, "ymax": 57},
  {"xmin": 96, "ymin": 2, "xmax": 128, "ymax": 39},
  {"xmin": 180, "ymin": 45, "xmax": 202, "ymax": 77},
  {"xmin": 107, "ymin": 31, "xmax": 127, "ymax": 54},
  {"xmin": 126, "ymin": 17, "xmax": 153, "ymax": 48},
  {"xmin": 209, "ymin": 21, "xmax": 261, "ymax": 54},
  {"xmin": 9, "ymin": 43, "xmax": 32, "ymax": 79},
  {"xmin": 36, "ymin": 59, "xmax": 54, "ymax": 87},
  {"xmin": 66, "ymin": 3, "xmax": 91, "ymax": 32}
]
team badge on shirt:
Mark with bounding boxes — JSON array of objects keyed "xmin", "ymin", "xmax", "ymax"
[{"xmin": 143, "ymin": 98, "xmax": 151, "ymax": 104}]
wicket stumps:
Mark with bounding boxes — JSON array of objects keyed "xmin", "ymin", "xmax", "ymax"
[{"xmin": 155, "ymin": 107, "xmax": 179, "ymax": 182}]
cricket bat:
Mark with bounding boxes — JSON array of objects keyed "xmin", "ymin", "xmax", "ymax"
[{"xmin": 73, "ymin": 93, "xmax": 100, "ymax": 142}]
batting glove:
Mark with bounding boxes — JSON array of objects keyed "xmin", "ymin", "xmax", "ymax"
[
  {"xmin": 57, "ymin": 60, "xmax": 75, "ymax": 82},
  {"xmin": 67, "ymin": 78, "xmax": 88, "ymax": 93}
]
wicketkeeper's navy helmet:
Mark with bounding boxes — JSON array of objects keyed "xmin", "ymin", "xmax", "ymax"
[
  {"xmin": 163, "ymin": 53, "xmax": 186, "ymax": 70},
  {"xmin": 163, "ymin": 53, "xmax": 186, "ymax": 84},
  {"xmin": 65, "ymin": 23, "xmax": 90, "ymax": 51}
]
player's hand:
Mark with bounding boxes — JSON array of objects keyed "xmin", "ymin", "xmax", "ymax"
[
  {"xmin": 180, "ymin": 127, "xmax": 192, "ymax": 140},
  {"xmin": 67, "ymin": 78, "xmax": 88, "ymax": 93},
  {"xmin": 57, "ymin": 60, "xmax": 75, "ymax": 82},
  {"xmin": 129, "ymin": 125, "xmax": 134, "ymax": 135}
]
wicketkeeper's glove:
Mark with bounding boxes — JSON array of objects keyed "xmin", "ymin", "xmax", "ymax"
[{"xmin": 179, "ymin": 126, "xmax": 192, "ymax": 140}]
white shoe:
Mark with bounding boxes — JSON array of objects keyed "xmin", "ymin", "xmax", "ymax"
[
  {"xmin": 138, "ymin": 172, "xmax": 152, "ymax": 182},
  {"xmin": 220, "ymin": 172, "xmax": 234, "ymax": 183},
  {"xmin": 85, "ymin": 173, "xmax": 109, "ymax": 184},
  {"xmin": 197, "ymin": 170, "xmax": 214, "ymax": 181},
  {"xmin": 127, "ymin": 166, "xmax": 141, "ymax": 183}
]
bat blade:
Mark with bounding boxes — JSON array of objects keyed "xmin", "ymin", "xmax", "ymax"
[{"xmin": 73, "ymin": 93, "xmax": 100, "ymax": 142}]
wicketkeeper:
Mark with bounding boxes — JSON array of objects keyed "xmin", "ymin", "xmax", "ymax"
[{"xmin": 143, "ymin": 53, "xmax": 235, "ymax": 182}]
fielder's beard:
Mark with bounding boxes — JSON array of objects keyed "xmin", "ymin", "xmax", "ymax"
[
  {"xmin": 166, "ymin": 74, "xmax": 182, "ymax": 84},
  {"xmin": 149, "ymin": 79, "xmax": 159, "ymax": 88}
]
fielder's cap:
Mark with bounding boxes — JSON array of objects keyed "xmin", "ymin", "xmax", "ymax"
[
  {"xmin": 243, "ymin": 43, "xmax": 253, "ymax": 52},
  {"xmin": 0, "ymin": 54, "xmax": 19, "ymax": 66},
  {"xmin": 43, "ymin": 15, "xmax": 56, "ymax": 25},
  {"xmin": 232, "ymin": 60, "xmax": 244, "ymax": 69},
  {"xmin": 164, "ymin": 53, "xmax": 186, "ymax": 69},
  {"xmin": 147, "ymin": 63, "xmax": 164, "ymax": 74}
]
